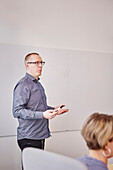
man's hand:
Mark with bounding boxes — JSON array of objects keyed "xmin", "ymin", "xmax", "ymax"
[
  {"xmin": 43, "ymin": 105, "xmax": 69, "ymax": 119},
  {"xmin": 43, "ymin": 110, "xmax": 57, "ymax": 119},
  {"xmin": 54, "ymin": 105, "xmax": 69, "ymax": 115}
]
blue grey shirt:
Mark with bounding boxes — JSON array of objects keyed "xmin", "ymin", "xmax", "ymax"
[
  {"xmin": 77, "ymin": 155, "xmax": 108, "ymax": 170},
  {"xmin": 13, "ymin": 73, "xmax": 54, "ymax": 140}
]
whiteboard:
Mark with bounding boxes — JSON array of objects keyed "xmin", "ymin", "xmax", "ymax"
[{"xmin": 0, "ymin": 43, "xmax": 113, "ymax": 136}]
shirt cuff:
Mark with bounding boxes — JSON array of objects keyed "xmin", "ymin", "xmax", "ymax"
[{"xmin": 35, "ymin": 112, "xmax": 43, "ymax": 119}]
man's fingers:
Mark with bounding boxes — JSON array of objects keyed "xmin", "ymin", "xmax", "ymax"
[
  {"xmin": 51, "ymin": 111, "xmax": 57, "ymax": 116},
  {"xmin": 57, "ymin": 109, "xmax": 69, "ymax": 115}
]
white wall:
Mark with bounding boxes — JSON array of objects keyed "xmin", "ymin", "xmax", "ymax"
[
  {"xmin": 0, "ymin": 136, "xmax": 21, "ymax": 170},
  {"xmin": 0, "ymin": 0, "xmax": 113, "ymax": 52},
  {"xmin": 0, "ymin": 0, "xmax": 113, "ymax": 169}
]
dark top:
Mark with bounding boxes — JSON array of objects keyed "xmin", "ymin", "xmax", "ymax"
[
  {"xmin": 77, "ymin": 155, "xmax": 108, "ymax": 170},
  {"xmin": 13, "ymin": 73, "xmax": 54, "ymax": 140}
]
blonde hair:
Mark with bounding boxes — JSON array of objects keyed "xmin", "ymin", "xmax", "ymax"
[{"xmin": 81, "ymin": 113, "xmax": 113, "ymax": 150}]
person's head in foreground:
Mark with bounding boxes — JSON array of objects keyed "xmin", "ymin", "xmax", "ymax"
[{"xmin": 78, "ymin": 112, "xmax": 113, "ymax": 170}]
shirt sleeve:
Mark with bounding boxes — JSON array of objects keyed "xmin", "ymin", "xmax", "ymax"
[{"xmin": 13, "ymin": 82, "xmax": 43, "ymax": 120}]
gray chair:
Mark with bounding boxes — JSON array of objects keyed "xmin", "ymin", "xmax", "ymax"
[{"xmin": 22, "ymin": 147, "xmax": 88, "ymax": 170}]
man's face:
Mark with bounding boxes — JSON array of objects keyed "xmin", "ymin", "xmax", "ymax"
[{"xmin": 26, "ymin": 54, "xmax": 43, "ymax": 79}]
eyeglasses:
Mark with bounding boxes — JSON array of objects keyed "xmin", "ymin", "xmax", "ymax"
[{"xmin": 27, "ymin": 61, "xmax": 45, "ymax": 66}]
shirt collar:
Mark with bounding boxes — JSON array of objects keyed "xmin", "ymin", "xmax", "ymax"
[{"xmin": 25, "ymin": 73, "xmax": 40, "ymax": 81}]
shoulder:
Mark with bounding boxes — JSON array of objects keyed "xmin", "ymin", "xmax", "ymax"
[
  {"xmin": 77, "ymin": 156, "xmax": 108, "ymax": 170},
  {"xmin": 14, "ymin": 76, "xmax": 33, "ymax": 91}
]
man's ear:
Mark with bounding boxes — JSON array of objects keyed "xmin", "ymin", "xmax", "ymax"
[{"xmin": 25, "ymin": 63, "xmax": 29, "ymax": 69}]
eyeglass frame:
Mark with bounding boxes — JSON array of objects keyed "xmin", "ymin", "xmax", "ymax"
[{"xmin": 27, "ymin": 61, "xmax": 45, "ymax": 66}]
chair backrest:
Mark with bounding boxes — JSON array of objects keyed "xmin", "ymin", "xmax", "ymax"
[{"xmin": 22, "ymin": 147, "xmax": 88, "ymax": 170}]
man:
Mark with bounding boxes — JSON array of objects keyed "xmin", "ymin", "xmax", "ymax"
[{"xmin": 13, "ymin": 52, "xmax": 68, "ymax": 151}]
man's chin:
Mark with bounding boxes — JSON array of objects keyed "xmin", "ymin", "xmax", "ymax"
[{"xmin": 37, "ymin": 73, "xmax": 42, "ymax": 77}]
